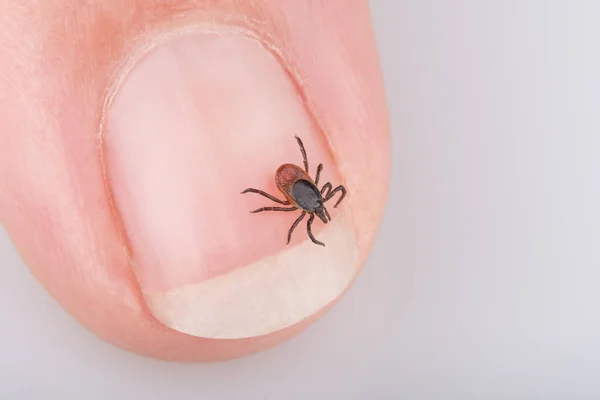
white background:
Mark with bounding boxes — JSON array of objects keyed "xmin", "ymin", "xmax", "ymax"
[{"xmin": 1, "ymin": 1, "xmax": 600, "ymax": 398}]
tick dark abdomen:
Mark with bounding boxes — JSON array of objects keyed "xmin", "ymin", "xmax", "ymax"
[{"xmin": 292, "ymin": 180, "xmax": 322, "ymax": 210}]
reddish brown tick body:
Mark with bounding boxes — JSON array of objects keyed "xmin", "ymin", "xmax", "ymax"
[{"xmin": 242, "ymin": 136, "xmax": 347, "ymax": 247}]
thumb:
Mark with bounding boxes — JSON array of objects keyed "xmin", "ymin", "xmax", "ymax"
[{"xmin": 0, "ymin": 0, "xmax": 390, "ymax": 361}]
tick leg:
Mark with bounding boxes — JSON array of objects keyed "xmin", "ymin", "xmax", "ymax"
[
  {"xmin": 295, "ymin": 135, "xmax": 309, "ymax": 173},
  {"xmin": 251, "ymin": 206, "xmax": 297, "ymax": 213},
  {"xmin": 324, "ymin": 185, "xmax": 347, "ymax": 208},
  {"xmin": 314, "ymin": 163, "xmax": 323, "ymax": 185},
  {"xmin": 306, "ymin": 213, "xmax": 325, "ymax": 247},
  {"xmin": 241, "ymin": 188, "xmax": 290, "ymax": 205},
  {"xmin": 287, "ymin": 212, "xmax": 307, "ymax": 244},
  {"xmin": 320, "ymin": 182, "xmax": 332, "ymax": 198}
]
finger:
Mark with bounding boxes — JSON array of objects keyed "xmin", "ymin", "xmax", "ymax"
[{"xmin": 0, "ymin": 0, "xmax": 390, "ymax": 361}]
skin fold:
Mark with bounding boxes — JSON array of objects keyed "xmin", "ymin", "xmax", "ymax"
[{"xmin": 0, "ymin": 0, "xmax": 390, "ymax": 361}]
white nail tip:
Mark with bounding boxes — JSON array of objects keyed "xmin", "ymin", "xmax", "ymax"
[{"xmin": 145, "ymin": 215, "xmax": 358, "ymax": 339}]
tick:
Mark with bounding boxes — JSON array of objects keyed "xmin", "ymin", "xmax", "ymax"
[{"xmin": 241, "ymin": 136, "xmax": 347, "ymax": 247}]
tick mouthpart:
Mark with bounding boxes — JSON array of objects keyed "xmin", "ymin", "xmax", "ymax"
[{"xmin": 315, "ymin": 208, "xmax": 328, "ymax": 224}]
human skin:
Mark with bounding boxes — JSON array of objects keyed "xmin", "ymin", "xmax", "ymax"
[{"xmin": 0, "ymin": 0, "xmax": 390, "ymax": 362}]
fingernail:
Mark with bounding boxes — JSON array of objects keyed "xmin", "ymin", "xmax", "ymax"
[{"xmin": 103, "ymin": 31, "xmax": 358, "ymax": 339}]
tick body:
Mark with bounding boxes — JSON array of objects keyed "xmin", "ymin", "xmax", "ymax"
[{"xmin": 242, "ymin": 136, "xmax": 347, "ymax": 247}]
